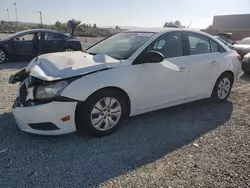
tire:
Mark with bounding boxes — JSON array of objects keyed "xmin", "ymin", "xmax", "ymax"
[
  {"xmin": 63, "ymin": 48, "xmax": 74, "ymax": 52},
  {"xmin": 0, "ymin": 49, "xmax": 7, "ymax": 64},
  {"xmin": 211, "ymin": 73, "xmax": 233, "ymax": 102},
  {"xmin": 75, "ymin": 89, "xmax": 128, "ymax": 136}
]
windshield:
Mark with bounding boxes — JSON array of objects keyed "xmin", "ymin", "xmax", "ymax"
[
  {"xmin": 216, "ymin": 36, "xmax": 229, "ymax": 45},
  {"xmin": 86, "ymin": 32, "xmax": 155, "ymax": 60},
  {"xmin": 218, "ymin": 36, "xmax": 233, "ymax": 44}
]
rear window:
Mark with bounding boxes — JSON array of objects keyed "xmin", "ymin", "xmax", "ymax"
[{"xmin": 44, "ymin": 33, "xmax": 62, "ymax": 40}]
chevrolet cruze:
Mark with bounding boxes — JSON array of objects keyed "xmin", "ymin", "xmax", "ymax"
[{"xmin": 9, "ymin": 28, "xmax": 241, "ymax": 136}]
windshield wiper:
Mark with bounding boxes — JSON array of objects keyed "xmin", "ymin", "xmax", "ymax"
[
  {"xmin": 111, "ymin": 56, "xmax": 123, "ymax": 61},
  {"xmin": 84, "ymin": 51, "xmax": 96, "ymax": 56},
  {"xmin": 84, "ymin": 52, "xmax": 123, "ymax": 60}
]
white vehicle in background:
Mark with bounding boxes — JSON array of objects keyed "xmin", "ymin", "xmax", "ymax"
[{"xmin": 9, "ymin": 28, "xmax": 241, "ymax": 136}]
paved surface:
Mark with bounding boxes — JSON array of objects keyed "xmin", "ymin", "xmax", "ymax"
[{"xmin": 0, "ymin": 62, "xmax": 250, "ymax": 187}]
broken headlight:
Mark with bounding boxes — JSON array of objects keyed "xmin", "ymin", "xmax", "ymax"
[{"xmin": 34, "ymin": 81, "xmax": 69, "ymax": 100}]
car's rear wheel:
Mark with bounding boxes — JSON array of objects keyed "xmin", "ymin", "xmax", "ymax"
[
  {"xmin": 75, "ymin": 89, "xmax": 128, "ymax": 136},
  {"xmin": 0, "ymin": 49, "xmax": 7, "ymax": 64},
  {"xmin": 63, "ymin": 48, "xmax": 74, "ymax": 52},
  {"xmin": 211, "ymin": 73, "xmax": 233, "ymax": 102}
]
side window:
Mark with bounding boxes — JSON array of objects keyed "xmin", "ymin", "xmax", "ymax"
[
  {"xmin": 210, "ymin": 40, "xmax": 219, "ymax": 53},
  {"xmin": 153, "ymin": 39, "xmax": 166, "ymax": 50},
  {"xmin": 15, "ymin": 33, "xmax": 34, "ymax": 41},
  {"xmin": 44, "ymin": 33, "xmax": 62, "ymax": 40},
  {"xmin": 147, "ymin": 31, "xmax": 183, "ymax": 58},
  {"xmin": 187, "ymin": 34, "xmax": 210, "ymax": 55}
]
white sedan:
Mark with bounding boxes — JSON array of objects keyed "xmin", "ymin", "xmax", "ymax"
[{"xmin": 10, "ymin": 28, "xmax": 241, "ymax": 136}]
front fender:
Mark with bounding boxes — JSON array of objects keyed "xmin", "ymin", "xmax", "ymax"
[{"xmin": 60, "ymin": 67, "xmax": 135, "ymax": 103}]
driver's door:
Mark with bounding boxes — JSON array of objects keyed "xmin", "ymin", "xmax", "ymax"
[
  {"xmin": 133, "ymin": 31, "xmax": 189, "ymax": 111},
  {"xmin": 12, "ymin": 32, "xmax": 34, "ymax": 56}
]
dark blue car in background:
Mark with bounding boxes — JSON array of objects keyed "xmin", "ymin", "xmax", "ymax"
[{"xmin": 0, "ymin": 29, "xmax": 82, "ymax": 63}]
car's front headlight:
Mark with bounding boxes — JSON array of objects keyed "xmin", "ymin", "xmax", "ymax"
[{"xmin": 34, "ymin": 80, "xmax": 69, "ymax": 100}]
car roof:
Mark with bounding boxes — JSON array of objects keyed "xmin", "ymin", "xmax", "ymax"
[
  {"xmin": 124, "ymin": 27, "xmax": 185, "ymax": 33},
  {"xmin": 124, "ymin": 27, "xmax": 209, "ymax": 35},
  {"xmin": 9, "ymin": 29, "xmax": 68, "ymax": 38}
]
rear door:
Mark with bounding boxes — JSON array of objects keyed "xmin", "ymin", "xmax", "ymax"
[
  {"xmin": 183, "ymin": 31, "xmax": 223, "ymax": 98},
  {"xmin": 41, "ymin": 32, "xmax": 63, "ymax": 54},
  {"xmin": 12, "ymin": 32, "xmax": 34, "ymax": 56}
]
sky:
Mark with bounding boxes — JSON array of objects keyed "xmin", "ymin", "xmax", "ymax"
[{"xmin": 0, "ymin": 0, "xmax": 250, "ymax": 29}]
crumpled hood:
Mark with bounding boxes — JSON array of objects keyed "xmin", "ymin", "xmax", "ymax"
[{"xmin": 26, "ymin": 51, "xmax": 121, "ymax": 81}]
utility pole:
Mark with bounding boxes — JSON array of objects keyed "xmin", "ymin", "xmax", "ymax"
[
  {"xmin": 14, "ymin": 3, "xmax": 18, "ymax": 27},
  {"xmin": 38, "ymin": 11, "xmax": 43, "ymax": 27},
  {"xmin": 6, "ymin": 8, "xmax": 11, "ymax": 29},
  {"xmin": 187, "ymin": 21, "xmax": 192, "ymax": 29},
  {"xmin": 6, "ymin": 9, "xmax": 10, "ymax": 22}
]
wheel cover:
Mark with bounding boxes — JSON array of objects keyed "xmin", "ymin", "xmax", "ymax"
[
  {"xmin": 64, "ymin": 48, "xmax": 73, "ymax": 52},
  {"xmin": 90, "ymin": 97, "xmax": 122, "ymax": 131},
  {"xmin": 0, "ymin": 50, "xmax": 6, "ymax": 63},
  {"xmin": 217, "ymin": 77, "xmax": 231, "ymax": 99}
]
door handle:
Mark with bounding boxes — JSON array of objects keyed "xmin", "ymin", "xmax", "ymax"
[
  {"xmin": 210, "ymin": 60, "xmax": 217, "ymax": 65},
  {"xmin": 178, "ymin": 67, "xmax": 186, "ymax": 72}
]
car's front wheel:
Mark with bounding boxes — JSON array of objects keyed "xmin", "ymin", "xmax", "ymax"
[
  {"xmin": 0, "ymin": 49, "xmax": 7, "ymax": 64},
  {"xmin": 76, "ymin": 89, "xmax": 128, "ymax": 136},
  {"xmin": 211, "ymin": 73, "xmax": 233, "ymax": 102}
]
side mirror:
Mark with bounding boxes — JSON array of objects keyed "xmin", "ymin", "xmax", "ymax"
[{"xmin": 136, "ymin": 50, "xmax": 164, "ymax": 64}]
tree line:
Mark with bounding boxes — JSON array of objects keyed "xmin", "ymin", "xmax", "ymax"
[
  {"xmin": 163, "ymin": 20, "xmax": 185, "ymax": 28},
  {"xmin": 0, "ymin": 20, "xmax": 121, "ymax": 37},
  {"xmin": 1, "ymin": 19, "xmax": 185, "ymax": 37}
]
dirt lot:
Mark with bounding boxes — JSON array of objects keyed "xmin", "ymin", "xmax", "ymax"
[{"xmin": 0, "ymin": 62, "xmax": 250, "ymax": 188}]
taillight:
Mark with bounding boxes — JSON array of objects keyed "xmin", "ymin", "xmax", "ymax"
[{"xmin": 237, "ymin": 55, "xmax": 242, "ymax": 62}]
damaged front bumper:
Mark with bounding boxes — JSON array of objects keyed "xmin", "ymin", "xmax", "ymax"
[
  {"xmin": 12, "ymin": 101, "xmax": 77, "ymax": 135},
  {"xmin": 11, "ymin": 78, "xmax": 78, "ymax": 135}
]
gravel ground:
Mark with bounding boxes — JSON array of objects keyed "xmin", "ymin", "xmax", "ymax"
[{"xmin": 0, "ymin": 62, "xmax": 250, "ymax": 188}]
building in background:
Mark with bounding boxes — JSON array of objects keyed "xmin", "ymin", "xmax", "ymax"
[{"xmin": 202, "ymin": 14, "xmax": 250, "ymax": 40}]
